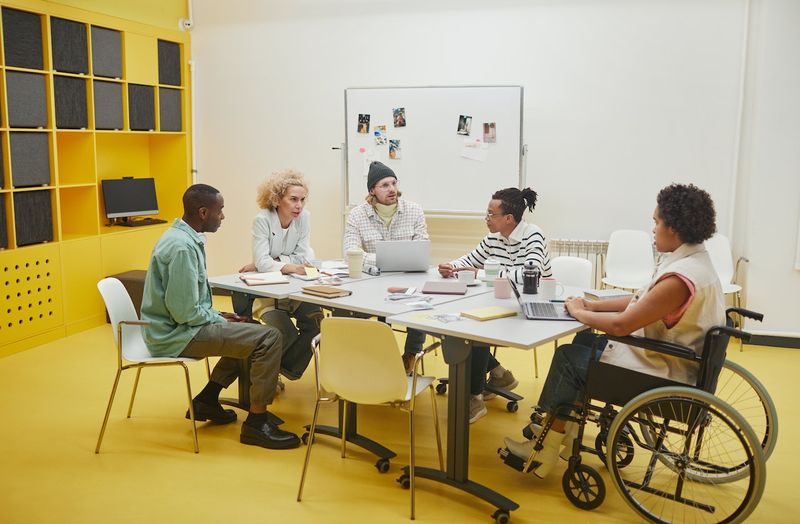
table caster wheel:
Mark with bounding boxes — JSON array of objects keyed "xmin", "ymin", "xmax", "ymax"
[
  {"xmin": 436, "ymin": 383, "xmax": 447, "ymax": 395},
  {"xmin": 375, "ymin": 457, "xmax": 390, "ymax": 473},
  {"xmin": 301, "ymin": 432, "xmax": 309, "ymax": 445}
]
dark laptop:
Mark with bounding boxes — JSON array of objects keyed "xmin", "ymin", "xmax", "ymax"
[{"xmin": 509, "ymin": 279, "xmax": 574, "ymax": 321}]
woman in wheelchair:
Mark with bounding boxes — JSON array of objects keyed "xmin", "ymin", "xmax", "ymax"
[{"xmin": 503, "ymin": 183, "xmax": 725, "ymax": 479}]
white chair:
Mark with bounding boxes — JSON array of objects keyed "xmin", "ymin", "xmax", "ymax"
[
  {"xmin": 551, "ymin": 256, "xmax": 593, "ymax": 289},
  {"xmin": 297, "ymin": 317, "xmax": 443, "ymax": 520},
  {"xmin": 705, "ymin": 233, "xmax": 743, "ymax": 308},
  {"xmin": 95, "ymin": 277, "xmax": 205, "ymax": 453},
  {"xmin": 601, "ymin": 229, "xmax": 654, "ymax": 291}
]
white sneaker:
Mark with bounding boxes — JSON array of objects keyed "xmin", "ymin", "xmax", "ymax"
[
  {"xmin": 469, "ymin": 395, "xmax": 487, "ymax": 424},
  {"xmin": 504, "ymin": 430, "xmax": 563, "ymax": 479}
]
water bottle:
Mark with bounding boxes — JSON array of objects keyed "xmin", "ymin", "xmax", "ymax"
[{"xmin": 522, "ymin": 261, "xmax": 540, "ymax": 295}]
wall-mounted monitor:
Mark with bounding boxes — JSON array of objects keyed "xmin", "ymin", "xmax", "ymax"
[{"xmin": 101, "ymin": 177, "xmax": 159, "ymax": 219}]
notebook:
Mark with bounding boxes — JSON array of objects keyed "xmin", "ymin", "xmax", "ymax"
[
  {"xmin": 583, "ymin": 288, "xmax": 633, "ymax": 301},
  {"xmin": 375, "ymin": 240, "xmax": 431, "ymax": 272},
  {"xmin": 239, "ymin": 272, "xmax": 290, "ymax": 286},
  {"xmin": 509, "ymin": 280, "xmax": 574, "ymax": 321},
  {"xmin": 301, "ymin": 285, "xmax": 352, "ymax": 298},
  {"xmin": 421, "ymin": 280, "xmax": 468, "ymax": 295},
  {"xmin": 460, "ymin": 306, "xmax": 518, "ymax": 321}
]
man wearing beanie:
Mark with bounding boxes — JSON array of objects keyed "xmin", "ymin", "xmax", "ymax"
[{"xmin": 343, "ymin": 161, "xmax": 429, "ymax": 373}]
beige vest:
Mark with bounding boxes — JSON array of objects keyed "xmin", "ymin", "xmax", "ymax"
[{"xmin": 600, "ymin": 243, "xmax": 725, "ymax": 385}]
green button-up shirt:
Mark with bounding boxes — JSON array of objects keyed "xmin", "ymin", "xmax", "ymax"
[{"xmin": 141, "ymin": 219, "xmax": 224, "ymax": 357}]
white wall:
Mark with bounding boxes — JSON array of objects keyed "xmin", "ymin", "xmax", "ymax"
[
  {"xmin": 191, "ymin": 0, "xmax": 800, "ymax": 335},
  {"xmin": 734, "ymin": 0, "xmax": 800, "ymax": 335}
]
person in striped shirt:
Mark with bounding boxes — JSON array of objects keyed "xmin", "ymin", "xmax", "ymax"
[{"xmin": 438, "ymin": 187, "xmax": 552, "ymax": 423}]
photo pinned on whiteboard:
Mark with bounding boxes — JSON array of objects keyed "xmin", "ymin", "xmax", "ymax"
[
  {"xmin": 389, "ymin": 139, "xmax": 401, "ymax": 159},
  {"xmin": 393, "ymin": 107, "xmax": 406, "ymax": 127},
  {"xmin": 357, "ymin": 114, "xmax": 370, "ymax": 134},
  {"xmin": 457, "ymin": 115, "xmax": 472, "ymax": 136},
  {"xmin": 374, "ymin": 125, "xmax": 387, "ymax": 145},
  {"xmin": 483, "ymin": 122, "xmax": 496, "ymax": 143}
]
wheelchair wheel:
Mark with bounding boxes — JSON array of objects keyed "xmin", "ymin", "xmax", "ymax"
[
  {"xmin": 606, "ymin": 387, "xmax": 766, "ymax": 524},
  {"xmin": 639, "ymin": 360, "xmax": 778, "ymax": 483},
  {"xmin": 562, "ymin": 464, "xmax": 605, "ymax": 510},
  {"xmin": 594, "ymin": 428, "xmax": 634, "ymax": 468},
  {"xmin": 714, "ymin": 359, "xmax": 778, "ymax": 461}
]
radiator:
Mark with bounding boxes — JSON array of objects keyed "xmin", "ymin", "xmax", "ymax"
[{"xmin": 547, "ymin": 239, "xmax": 609, "ymax": 288}]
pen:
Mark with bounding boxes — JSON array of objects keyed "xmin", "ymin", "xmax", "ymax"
[{"xmin": 550, "ymin": 299, "xmax": 566, "ymax": 303}]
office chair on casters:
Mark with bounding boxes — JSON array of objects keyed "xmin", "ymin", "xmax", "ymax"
[
  {"xmin": 601, "ymin": 230, "xmax": 654, "ymax": 291},
  {"xmin": 297, "ymin": 317, "xmax": 443, "ymax": 520},
  {"xmin": 95, "ymin": 277, "xmax": 206, "ymax": 454}
]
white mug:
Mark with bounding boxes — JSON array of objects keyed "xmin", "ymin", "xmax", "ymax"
[
  {"xmin": 484, "ymin": 258, "xmax": 500, "ymax": 287},
  {"xmin": 539, "ymin": 278, "xmax": 564, "ymax": 300},
  {"xmin": 457, "ymin": 270, "xmax": 475, "ymax": 284}
]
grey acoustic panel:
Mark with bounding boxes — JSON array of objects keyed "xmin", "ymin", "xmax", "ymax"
[
  {"xmin": 14, "ymin": 190, "xmax": 53, "ymax": 246},
  {"xmin": 158, "ymin": 40, "xmax": 181, "ymax": 86},
  {"xmin": 51, "ymin": 17, "xmax": 88, "ymax": 74},
  {"xmin": 6, "ymin": 72, "xmax": 47, "ymax": 128},
  {"xmin": 128, "ymin": 84, "xmax": 155, "ymax": 131},
  {"xmin": 93, "ymin": 81, "xmax": 123, "ymax": 130},
  {"xmin": 159, "ymin": 88, "xmax": 182, "ymax": 131},
  {"xmin": 0, "ymin": 197, "xmax": 7, "ymax": 249},
  {"xmin": 91, "ymin": 26, "xmax": 122, "ymax": 78},
  {"xmin": 10, "ymin": 133, "xmax": 51, "ymax": 187},
  {"xmin": 54, "ymin": 76, "xmax": 88, "ymax": 129},
  {"xmin": 2, "ymin": 8, "xmax": 43, "ymax": 70}
]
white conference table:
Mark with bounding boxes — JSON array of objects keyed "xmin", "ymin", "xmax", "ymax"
[
  {"xmin": 210, "ymin": 269, "xmax": 585, "ymax": 519},
  {"xmin": 387, "ymin": 293, "xmax": 585, "ymax": 519}
]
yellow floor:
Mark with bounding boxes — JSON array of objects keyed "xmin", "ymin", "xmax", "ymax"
[{"xmin": 0, "ymin": 323, "xmax": 795, "ymax": 523}]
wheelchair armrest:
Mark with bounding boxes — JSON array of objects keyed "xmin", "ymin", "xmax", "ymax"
[
  {"xmin": 708, "ymin": 325, "xmax": 752, "ymax": 343},
  {"xmin": 604, "ymin": 334, "xmax": 699, "ymax": 361},
  {"xmin": 726, "ymin": 307, "xmax": 764, "ymax": 322}
]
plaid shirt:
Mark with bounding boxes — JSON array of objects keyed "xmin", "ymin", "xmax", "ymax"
[{"xmin": 343, "ymin": 199, "xmax": 428, "ymax": 266}]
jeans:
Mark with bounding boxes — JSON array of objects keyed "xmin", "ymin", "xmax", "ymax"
[
  {"xmin": 537, "ymin": 331, "xmax": 606, "ymax": 416},
  {"xmin": 470, "ymin": 345, "xmax": 501, "ymax": 395}
]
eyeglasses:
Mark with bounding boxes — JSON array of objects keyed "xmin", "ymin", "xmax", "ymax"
[{"xmin": 485, "ymin": 212, "xmax": 508, "ymax": 219}]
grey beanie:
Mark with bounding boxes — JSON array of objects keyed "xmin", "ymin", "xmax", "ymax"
[{"xmin": 367, "ymin": 161, "xmax": 397, "ymax": 190}]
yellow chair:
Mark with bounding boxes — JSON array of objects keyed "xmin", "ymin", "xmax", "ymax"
[
  {"xmin": 297, "ymin": 317, "xmax": 444, "ymax": 520},
  {"xmin": 95, "ymin": 277, "xmax": 207, "ymax": 453}
]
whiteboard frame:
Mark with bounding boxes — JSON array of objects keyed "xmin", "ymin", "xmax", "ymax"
[{"xmin": 343, "ymin": 85, "xmax": 525, "ymax": 217}]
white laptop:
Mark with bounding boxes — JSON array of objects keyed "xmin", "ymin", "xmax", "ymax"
[{"xmin": 375, "ymin": 240, "xmax": 431, "ymax": 272}]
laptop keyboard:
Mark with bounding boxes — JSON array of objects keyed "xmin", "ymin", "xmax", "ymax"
[{"xmin": 522, "ymin": 301, "xmax": 560, "ymax": 318}]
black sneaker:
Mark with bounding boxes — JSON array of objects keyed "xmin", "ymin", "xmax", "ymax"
[{"xmin": 185, "ymin": 398, "xmax": 237, "ymax": 424}]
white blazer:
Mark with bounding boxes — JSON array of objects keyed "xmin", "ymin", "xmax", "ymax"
[{"xmin": 252, "ymin": 208, "xmax": 314, "ymax": 272}]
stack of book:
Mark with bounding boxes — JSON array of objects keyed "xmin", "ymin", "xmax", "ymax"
[
  {"xmin": 583, "ymin": 289, "xmax": 633, "ymax": 301},
  {"xmin": 301, "ymin": 285, "xmax": 352, "ymax": 298}
]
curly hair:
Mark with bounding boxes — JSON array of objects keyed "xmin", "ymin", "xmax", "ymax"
[
  {"xmin": 492, "ymin": 187, "xmax": 538, "ymax": 222},
  {"xmin": 656, "ymin": 183, "xmax": 716, "ymax": 244},
  {"xmin": 256, "ymin": 169, "xmax": 309, "ymax": 210}
]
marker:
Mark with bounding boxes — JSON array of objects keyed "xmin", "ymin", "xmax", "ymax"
[{"xmin": 549, "ymin": 299, "xmax": 566, "ymax": 303}]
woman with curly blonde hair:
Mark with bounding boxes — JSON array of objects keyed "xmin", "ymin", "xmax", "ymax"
[{"xmin": 239, "ymin": 169, "xmax": 322, "ymax": 381}]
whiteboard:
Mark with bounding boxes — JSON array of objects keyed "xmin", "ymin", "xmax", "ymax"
[{"xmin": 344, "ymin": 86, "xmax": 523, "ymax": 214}]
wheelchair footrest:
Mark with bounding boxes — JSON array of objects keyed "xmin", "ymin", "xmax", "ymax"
[{"xmin": 498, "ymin": 447, "xmax": 539, "ymax": 473}]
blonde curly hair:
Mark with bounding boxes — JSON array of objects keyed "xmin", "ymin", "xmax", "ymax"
[{"xmin": 256, "ymin": 169, "xmax": 309, "ymax": 210}]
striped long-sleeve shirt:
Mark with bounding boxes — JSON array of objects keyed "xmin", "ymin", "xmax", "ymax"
[{"xmin": 450, "ymin": 221, "xmax": 552, "ymax": 284}]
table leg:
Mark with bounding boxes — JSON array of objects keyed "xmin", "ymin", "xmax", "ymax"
[{"xmin": 405, "ymin": 336, "xmax": 518, "ymax": 516}]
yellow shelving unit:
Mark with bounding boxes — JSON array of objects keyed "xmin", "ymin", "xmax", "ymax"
[{"xmin": 0, "ymin": 0, "xmax": 191, "ymax": 356}]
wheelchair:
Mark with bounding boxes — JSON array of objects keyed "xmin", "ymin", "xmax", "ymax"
[{"xmin": 499, "ymin": 308, "xmax": 772, "ymax": 523}]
